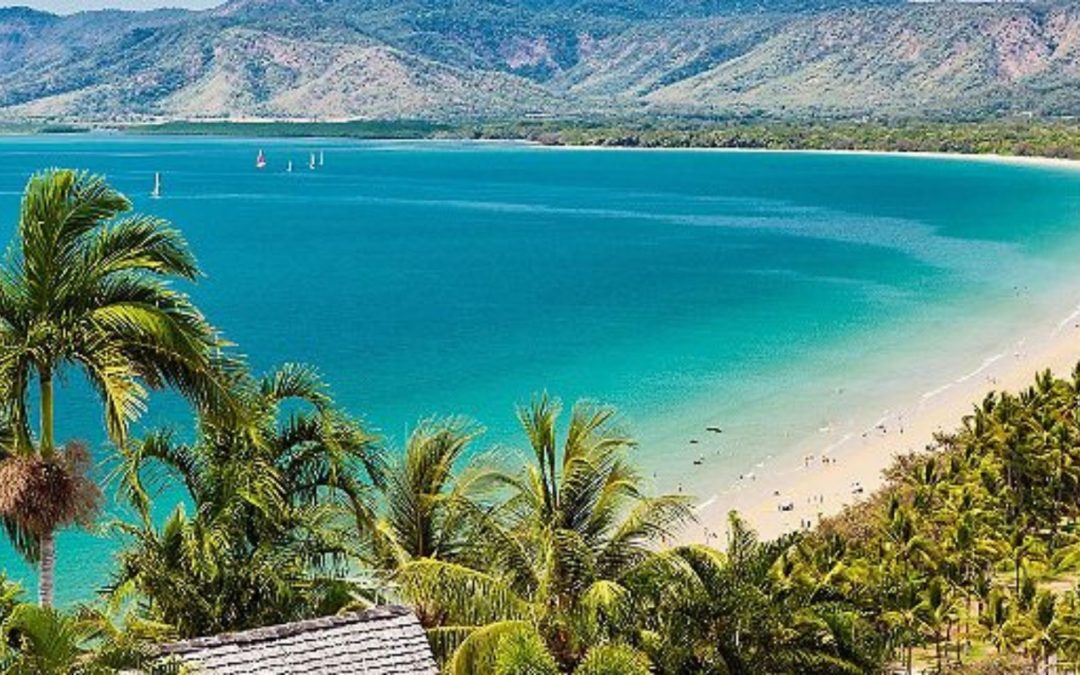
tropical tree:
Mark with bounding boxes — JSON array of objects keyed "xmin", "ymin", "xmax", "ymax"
[
  {"xmin": 395, "ymin": 394, "xmax": 692, "ymax": 672},
  {"xmin": 493, "ymin": 625, "xmax": 560, "ymax": 675},
  {"xmin": 627, "ymin": 514, "xmax": 875, "ymax": 675},
  {"xmin": 0, "ymin": 603, "xmax": 161, "ymax": 675},
  {"xmin": 1004, "ymin": 591, "xmax": 1080, "ymax": 671},
  {"xmin": 371, "ymin": 416, "xmax": 496, "ymax": 570},
  {"xmin": 0, "ymin": 169, "xmax": 236, "ymax": 606},
  {"xmin": 573, "ymin": 643, "xmax": 651, "ymax": 675},
  {"xmin": 112, "ymin": 364, "xmax": 383, "ymax": 637}
]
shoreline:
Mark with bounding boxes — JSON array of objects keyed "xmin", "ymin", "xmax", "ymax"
[
  {"xmin": 12, "ymin": 130, "xmax": 1080, "ymax": 545},
  {"xmin": 0, "ymin": 133, "xmax": 1077, "ymax": 602},
  {"xmin": 682, "ymin": 286, "xmax": 1080, "ymax": 544},
  {"xmin": 536, "ymin": 143, "xmax": 1080, "ymax": 172},
  {"xmin": 9, "ymin": 125, "xmax": 1080, "ymax": 173},
  {"xmin": 513, "ymin": 139, "xmax": 1080, "ymax": 543}
]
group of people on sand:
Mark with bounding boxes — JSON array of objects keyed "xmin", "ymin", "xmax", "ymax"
[{"xmin": 803, "ymin": 452, "xmax": 838, "ymax": 467}]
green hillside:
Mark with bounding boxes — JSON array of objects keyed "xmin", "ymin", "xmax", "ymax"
[{"xmin": 1, "ymin": 0, "xmax": 1079, "ymax": 122}]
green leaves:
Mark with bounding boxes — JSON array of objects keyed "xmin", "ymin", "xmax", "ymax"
[
  {"xmin": 447, "ymin": 621, "xmax": 540, "ymax": 675},
  {"xmin": 1, "ymin": 604, "xmax": 85, "ymax": 674},
  {"xmin": 374, "ymin": 416, "xmax": 487, "ymax": 566},
  {"xmin": 111, "ymin": 364, "xmax": 383, "ymax": 638},
  {"xmin": 391, "ymin": 395, "xmax": 694, "ymax": 672},
  {"xmin": 0, "ymin": 168, "xmax": 235, "ymax": 455},
  {"xmin": 395, "ymin": 559, "xmax": 529, "ymax": 628},
  {"xmin": 574, "ymin": 644, "xmax": 650, "ymax": 675},
  {"xmin": 88, "ymin": 216, "xmax": 199, "ymax": 280},
  {"xmin": 0, "ymin": 601, "xmax": 153, "ymax": 675},
  {"xmin": 494, "ymin": 625, "xmax": 560, "ymax": 675}
]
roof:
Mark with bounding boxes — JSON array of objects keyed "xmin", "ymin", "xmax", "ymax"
[{"xmin": 151, "ymin": 605, "xmax": 439, "ymax": 674}]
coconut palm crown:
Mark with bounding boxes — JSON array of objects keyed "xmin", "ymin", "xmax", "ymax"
[
  {"xmin": 112, "ymin": 363, "xmax": 384, "ymax": 636},
  {"xmin": 396, "ymin": 394, "xmax": 695, "ymax": 671},
  {"xmin": 0, "ymin": 169, "xmax": 237, "ymax": 607}
]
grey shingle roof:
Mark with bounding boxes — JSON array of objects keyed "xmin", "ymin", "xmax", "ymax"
[{"xmin": 152, "ymin": 605, "xmax": 438, "ymax": 674}]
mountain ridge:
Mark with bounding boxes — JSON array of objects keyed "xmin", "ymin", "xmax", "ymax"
[{"xmin": 0, "ymin": 0, "xmax": 1078, "ymax": 121}]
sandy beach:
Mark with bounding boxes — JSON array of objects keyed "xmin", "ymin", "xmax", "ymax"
[
  {"xmin": 551, "ymin": 144, "xmax": 1080, "ymax": 173},
  {"xmin": 686, "ymin": 285, "xmax": 1080, "ymax": 544},
  {"xmin": 668, "ymin": 150, "xmax": 1080, "ymax": 545}
]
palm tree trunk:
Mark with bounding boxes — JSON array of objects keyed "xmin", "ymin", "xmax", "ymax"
[
  {"xmin": 12, "ymin": 366, "xmax": 30, "ymax": 451},
  {"xmin": 936, "ymin": 633, "xmax": 943, "ymax": 673},
  {"xmin": 40, "ymin": 367, "xmax": 54, "ymax": 454},
  {"xmin": 38, "ymin": 366, "xmax": 56, "ymax": 608},
  {"xmin": 38, "ymin": 530, "xmax": 55, "ymax": 607},
  {"xmin": 1016, "ymin": 555, "xmax": 1022, "ymax": 597}
]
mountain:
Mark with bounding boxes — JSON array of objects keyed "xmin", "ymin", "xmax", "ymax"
[{"xmin": 1, "ymin": 0, "xmax": 1079, "ymax": 121}]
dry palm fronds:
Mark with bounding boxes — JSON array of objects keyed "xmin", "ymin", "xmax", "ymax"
[{"xmin": 0, "ymin": 441, "xmax": 101, "ymax": 535}]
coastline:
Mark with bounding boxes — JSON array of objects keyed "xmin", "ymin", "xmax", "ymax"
[
  {"xmin": 539, "ymin": 143, "xmax": 1080, "ymax": 173},
  {"xmin": 8, "ymin": 132, "xmax": 1080, "ymax": 563},
  {"xmin": 11, "ymin": 119, "xmax": 1080, "ymax": 173},
  {"xmin": 525, "ymin": 143, "xmax": 1080, "ymax": 544},
  {"xmin": 720, "ymin": 148, "xmax": 1080, "ymax": 173},
  {"xmin": 623, "ymin": 146, "xmax": 1080, "ymax": 544},
  {"xmin": 12, "ymin": 122, "xmax": 1080, "ymax": 174},
  {"xmin": 682, "ymin": 283, "xmax": 1080, "ymax": 543},
  {"xmin": 14, "ymin": 130, "xmax": 1080, "ymax": 545}
]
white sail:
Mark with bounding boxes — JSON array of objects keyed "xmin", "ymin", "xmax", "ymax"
[
  {"xmin": 309, "ymin": 152, "xmax": 316, "ymax": 170},
  {"xmin": 256, "ymin": 149, "xmax": 267, "ymax": 169},
  {"xmin": 287, "ymin": 160, "xmax": 293, "ymax": 173},
  {"xmin": 319, "ymin": 150, "xmax": 324, "ymax": 166},
  {"xmin": 151, "ymin": 172, "xmax": 161, "ymax": 198}
]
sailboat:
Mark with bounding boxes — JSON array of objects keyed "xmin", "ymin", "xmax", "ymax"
[
  {"xmin": 286, "ymin": 160, "xmax": 293, "ymax": 173},
  {"xmin": 319, "ymin": 150, "xmax": 324, "ymax": 166},
  {"xmin": 150, "ymin": 172, "xmax": 161, "ymax": 199},
  {"xmin": 309, "ymin": 152, "xmax": 316, "ymax": 170},
  {"xmin": 256, "ymin": 149, "xmax": 267, "ymax": 169}
]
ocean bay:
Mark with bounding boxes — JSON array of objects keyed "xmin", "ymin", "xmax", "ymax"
[{"xmin": 0, "ymin": 136, "xmax": 1079, "ymax": 602}]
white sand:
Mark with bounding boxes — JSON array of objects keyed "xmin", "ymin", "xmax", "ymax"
[
  {"xmin": 685, "ymin": 291, "xmax": 1080, "ymax": 544},
  {"xmin": 658, "ymin": 149, "xmax": 1080, "ymax": 545}
]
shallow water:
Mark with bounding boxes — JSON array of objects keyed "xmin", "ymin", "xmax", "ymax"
[{"xmin": 0, "ymin": 138, "xmax": 1078, "ymax": 604}]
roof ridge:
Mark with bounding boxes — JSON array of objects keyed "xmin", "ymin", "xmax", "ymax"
[{"xmin": 154, "ymin": 605, "xmax": 415, "ymax": 656}]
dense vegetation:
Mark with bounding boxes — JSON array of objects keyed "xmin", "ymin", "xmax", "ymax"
[
  {"xmin": 470, "ymin": 120, "xmax": 1080, "ymax": 159},
  {"xmin": 0, "ymin": 169, "xmax": 1077, "ymax": 673},
  {"xmin": 123, "ymin": 118, "xmax": 1080, "ymax": 161}
]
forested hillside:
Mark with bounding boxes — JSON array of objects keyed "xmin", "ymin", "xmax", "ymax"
[{"xmin": 2, "ymin": 0, "xmax": 1080, "ymax": 120}]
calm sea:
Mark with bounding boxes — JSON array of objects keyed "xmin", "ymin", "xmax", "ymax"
[{"xmin": 0, "ymin": 137, "xmax": 1078, "ymax": 604}]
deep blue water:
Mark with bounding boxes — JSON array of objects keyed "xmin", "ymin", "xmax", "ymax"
[{"xmin": 0, "ymin": 137, "xmax": 1078, "ymax": 604}]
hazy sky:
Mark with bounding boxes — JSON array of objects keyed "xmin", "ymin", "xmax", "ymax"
[{"xmin": 2, "ymin": 0, "xmax": 221, "ymax": 12}]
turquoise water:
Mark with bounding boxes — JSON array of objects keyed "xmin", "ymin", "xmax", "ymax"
[{"xmin": 0, "ymin": 137, "xmax": 1079, "ymax": 604}]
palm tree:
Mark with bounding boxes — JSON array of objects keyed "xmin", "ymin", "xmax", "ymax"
[
  {"xmin": 916, "ymin": 576, "xmax": 961, "ymax": 672},
  {"xmin": 493, "ymin": 625, "xmax": 559, "ymax": 675},
  {"xmin": 371, "ymin": 416, "xmax": 495, "ymax": 570},
  {"xmin": 573, "ymin": 644, "xmax": 651, "ymax": 675},
  {"xmin": 980, "ymin": 589, "xmax": 1013, "ymax": 654},
  {"xmin": 629, "ymin": 514, "xmax": 873, "ymax": 675},
  {"xmin": 0, "ymin": 169, "xmax": 237, "ymax": 606},
  {"xmin": 395, "ymin": 394, "xmax": 693, "ymax": 672},
  {"xmin": 1004, "ymin": 591, "xmax": 1080, "ymax": 672},
  {"xmin": 112, "ymin": 364, "xmax": 383, "ymax": 636},
  {"xmin": 0, "ymin": 603, "xmax": 155, "ymax": 674}
]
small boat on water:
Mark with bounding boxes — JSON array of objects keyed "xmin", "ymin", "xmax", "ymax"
[
  {"xmin": 286, "ymin": 160, "xmax": 293, "ymax": 173},
  {"xmin": 256, "ymin": 149, "xmax": 267, "ymax": 169},
  {"xmin": 150, "ymin": 172, "xmax": 161, "ymax": 198},
  {"xmin": 319, "ymin": 150, "xmax": 324, "ymax": 166},
  {"xmin": 309, "ymin": 152, "xmax": 316, "ymax": 170}
]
